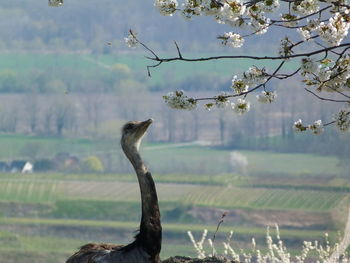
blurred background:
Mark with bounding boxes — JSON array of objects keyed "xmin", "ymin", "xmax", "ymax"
[{"xmin": 0, "ymin": 0, "xmax": 349, "ymax": 262}]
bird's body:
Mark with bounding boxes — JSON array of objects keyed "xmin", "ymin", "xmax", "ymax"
[
  {"xmin": 66, "ymin": 241, "xmax": 156, "ymax": 263},
  {"xmin": 66, "ymin": 119, "xmax": 161, "ymax": 263}
]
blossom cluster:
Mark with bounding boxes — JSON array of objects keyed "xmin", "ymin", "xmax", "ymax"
[
  {"xmin": 154, "ymin": 0, "xmax": 280, "ymax": 47},
  {"xmin": 318, "ymin": 12, "xmax": 350, "ymax": 47},
  {"xmin": 163, "ymin": 90, "xmax": 197, "ymax": 110},
  {"xmin": 152, "ymin": 0, "xmax": 350, "ymax": 52},
  {"xmin": 231, "ymin": 98, "xmax": 250, "ymax": 114},
  {"xmin": 243, "ymin": 66, "xmax": 267, "ymax": 85},
  {"xmin": 219, "ymin": 32, "xmax": 244, "ymax": 48},
  {"xmin": 335, "ymin": 107, "xmax": 350, "ymax": 132},
  {"xmin": 154, "ymin": 0, "xmax": 178, "ymax": 16},
  {"xmin": 124, "ymin": 31, "xmax": 138, "ymax": 48},
  {"xmin": 231, "ymin": 75, "xmax": 248, "ymax": 93},
  {"xmin": 292, "ymin": 0, "xmax": 319, "ymax": 16},
  {"xmin": 293, "ymin": 119, "xmax": 324, "ymax": 134},
  {"xmin": 153, "ymin": 0, "xmax": 350, "ymax": 49},
  {"xmin": 256, "ymin": 91, "xmax": 277, "ymax": 103},
  {"xmin": 214, "ymin": 92, "xmax": 231, "ymax": 108},
  {"xmin": 161, "ymin": 64, "xmax": 273, "ymax": 114},
  {"xmin": 301, "ymin": 55, "xmax": 350, "ymax": 93}
]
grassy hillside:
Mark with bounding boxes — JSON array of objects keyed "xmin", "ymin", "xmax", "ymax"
[{"xmin": 0, "ymin": 53, "xmax": 299, "ymax": 86}]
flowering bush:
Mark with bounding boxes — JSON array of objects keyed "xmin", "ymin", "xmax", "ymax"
[{"xmin": 187, "ymin": 225, "xmax": 350, "ymax": 263}]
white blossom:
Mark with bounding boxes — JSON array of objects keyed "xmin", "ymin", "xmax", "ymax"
[
  {"xmin": 231, "ymin": 99, "xmax": 250, "ymax": 114},
  {"xmin": 243, "ymin": 66, "xmax": 267, "ymax": 85},
  {"xmin": 124, "ymin": 31, "xmax": 138, "ymax": 48},
  {"xmin": 292, "ymin": 0, "xmax": 319, "ymax": 15},
  {"xmin": 256, "ymin": 91, "xmax": 277, "ymax": 103},
  {"xmin": 335, "ymin": 108, "xmax": 350, "ymax": 132},
  {"xmin": 202, "ymin": 0, "xmax": 221, "ymax": 16},
  {"xmin": 48, "ymin": 0, "xmax": 63, "ymax": 7},
  {"xmin": 220, "ymin": 32, "xmax": 245, "ymax": 48},
  {"xmin": 335, "ymin": 55, "xmax": 350, "ymax": 89},
  {"xmin": 258, "ymin": 0, "xmax": 280, "ymax": 12},
  {"xmin": 309, "ymin": 120, "xmax": 324, "ymax": 134},
  {"xmin": 279, "ymin": 37, "xmax": 293, "ymax": 57},
  {"xmin": 163, "ymin": 90, "xmax": 197, "ymax": 110},
  {"xmin": 297, "ymin": 27, "xmax": 312, "ymax": 41},
  {"xmin": 318, "ymin": 12, "xmax": 350, "ymax": 46},
  {"xmin": 313, "ymin": 56, "xmax": 350, "ymax": 92},
  {"xmin": 250, "ymin": 13, "xmax": 270, "ymax": 34},
  {"xmin": 301, "ymin": 58, "xmax": 318, "ymax": 73},
  {"xmin": 219, "ymin": 1, "xmax": 246, "ymax": 23},
  {"xmin": 182, "ymin": 0, "xmax": 202, "ymax": 19},
  {"xmin": 154, "ymin": 0, "xmax": 178, "ymax": 16},
  {"xmin": 307, "ymin": 19, "xmax": 320, "ymax": 31},
  {"xmin": 215, "ymin": 92, "xmax": 231, "ymax": 108},
  {"xmin": 293, "ymin": 119, "xmax": 307, "ymax": 132},
  {"xmin": 231, "ymin": 75, "xmax": 249, "ymax": 93},
  {"xmin": 227, "ymin": 17, "xmax": 249, "ymax": 29},
  {"xmin": 318, "ymin": 66, "xmax": 332, "ymax": 82}
]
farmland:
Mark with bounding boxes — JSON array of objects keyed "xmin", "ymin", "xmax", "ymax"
[{"xmin": 0, "ymin": 141, "xmax": 349, "ymax": 262}]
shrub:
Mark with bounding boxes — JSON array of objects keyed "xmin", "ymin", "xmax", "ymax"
[{"xmin": 82, "ymin": 156, "xmax": 104, "ymax": 173}]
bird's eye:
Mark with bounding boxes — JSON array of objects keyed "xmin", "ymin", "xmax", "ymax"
[{"xmin": 125, "ymin": 124, "xmax": 134, "ymax": 130}]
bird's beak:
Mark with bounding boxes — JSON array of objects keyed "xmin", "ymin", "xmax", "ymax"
[{"xmin": 136, "ymin": 119, "xmax": 153, "ymax": 137}]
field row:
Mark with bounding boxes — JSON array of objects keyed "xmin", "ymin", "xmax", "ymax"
[
  {"xmin": 0, "ymin": 179, "xmax": 348, "ymax": 211},
  {"xmin": 184, "ymin": 186, "xmax": 348, "ymax": 211},
  {"xmin": 0, "ymin": 217, "xmax": 332, "ymax": 240}
]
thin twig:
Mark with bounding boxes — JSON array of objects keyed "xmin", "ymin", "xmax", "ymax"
[
  {"xmin": 212, "ymin": 212, "xmax": 228, "ymax": 256},
  {"xmin": 305, "ymin": 88, "xmax": 350, "ymax": 103},
  {"xmin": 195, "ymin": 61, "xmax": 285, "ymax": 101},
  {"xmin": 270, "ymin": 5, "xmax": 332, "ymax": 23},
  {"xmin": 174, "ymin": 41, "xmax": 183, "ymax": 59}
]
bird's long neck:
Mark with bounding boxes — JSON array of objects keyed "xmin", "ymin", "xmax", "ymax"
[{"xmin": 125, "ymin": 146, "xmax": 162, "ymax": 262}]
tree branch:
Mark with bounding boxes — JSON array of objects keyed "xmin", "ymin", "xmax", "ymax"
[
  {"xmin": 144, "ymin": 42, "xmax": 350, "ymax": 64},
  {"xmin": 305, "ymin": 88, "xmax": 350, "ymax": 103}
]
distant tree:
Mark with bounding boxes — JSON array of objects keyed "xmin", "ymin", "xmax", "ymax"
[
  {"xmin": 83, "ymin": 94, "xmax": 103, "ymax": 132},
  {"xmin": 51, "ymin": 96, "xmax": 77, "ymax": 136},
  {"xmin": 0, "ymin": 105, "xmax": 19, "ymax": 132},
  {"xmin": 23, "ymin": 93, "xmax": 39, "ymax": 133},
  {"xmin": 82, "ymin": 156, "xmax": 105, "ymax": 173},
  {"xmin": 0, "ymin": 70, "xmax": 22, "ymax": 92}
]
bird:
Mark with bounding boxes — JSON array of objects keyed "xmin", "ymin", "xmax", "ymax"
[{"xmin": 66, "ymin": 119, "xmax": 162, "ymax": 263}]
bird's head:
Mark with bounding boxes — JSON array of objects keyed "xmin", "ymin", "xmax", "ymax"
[{"xmin": 121, "ymin": 119, "xmax": 153, "ymax": 154}]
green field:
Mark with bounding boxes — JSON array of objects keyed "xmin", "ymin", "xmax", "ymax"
[
  {"xmin": 0, "ymin": 133, "xmax": 344, "ymax": 176},
  {"xmin": 0, "ymin": 52, "xmax": 299, "ymax": 86}
]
